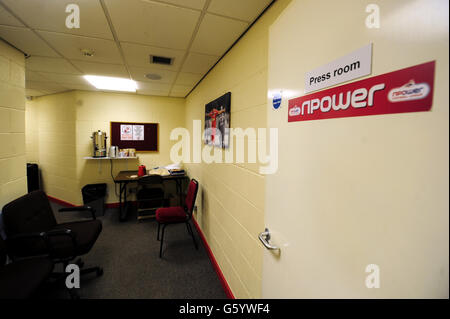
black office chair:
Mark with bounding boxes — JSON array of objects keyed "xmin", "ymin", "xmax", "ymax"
[
  {"xmin": 1, "ymin": 191, "xmax": 103, "ymax": 280},
  {"xmin": 136, "ymin": 175, "xmax": 165, "ymax": 221},
  {"xmin": 0, "ymin": 236, "xmax": 54, "ymax": 299}
]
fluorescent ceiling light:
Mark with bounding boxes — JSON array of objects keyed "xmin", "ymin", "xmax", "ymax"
[{"xmin": 84, "ymin": 75, "xmax": 137, "ymax": 92}]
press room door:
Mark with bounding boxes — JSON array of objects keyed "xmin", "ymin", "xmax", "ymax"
[{"xmin": 262, "ymin": 0, "xmax": 448, "ymax": 298}]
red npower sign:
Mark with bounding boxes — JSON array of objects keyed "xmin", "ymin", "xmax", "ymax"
[{"xmin": 288, "ymin": 61, "xmax": 435, "ymax": 122}]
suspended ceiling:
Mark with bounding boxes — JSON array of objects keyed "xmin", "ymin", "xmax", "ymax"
[{"xmin": 0, "ymin": 0, "xmax": 272, "ymax": 98}]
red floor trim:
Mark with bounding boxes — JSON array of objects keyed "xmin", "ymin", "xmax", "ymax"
[
  {"xmin": 47, "ymin": 196, "xmax": 122, "ymax": 209},
  {"xmin": 105, "ymin": 202, "xmax": 121, "ymax": 208},
  {"xmin": 192, "ymin": 217, "xmax": 235, "ymax": 299},
  {"xmin": 47, "ymin": 195, "xmax": 75, "ymax": 207}
]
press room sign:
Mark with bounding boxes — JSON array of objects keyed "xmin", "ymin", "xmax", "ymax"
[
  {"xmin": 288, "ymin": 61, "xmax": 435, "ymax": 123},
  {"xmin": 305, "ymin": 44, "xmax": 372, "ymax": 93}
]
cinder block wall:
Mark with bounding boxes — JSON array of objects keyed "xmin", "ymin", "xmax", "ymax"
[
  {"xmin": 184, "ymin": 0, "xmax": 292, "ymax": 299},
  {"xmin": 0, "ymin": 39, "xmax": 27, "ymax": 210}
]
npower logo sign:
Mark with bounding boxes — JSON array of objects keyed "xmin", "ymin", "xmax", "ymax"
[
  {"xmin": 289, "ymin": 106, "xmax": 301, "ymax": 117},
  {"xmin": 288, "ymin": 61, "xmax": 435, "ymax": 123},
  {"xmin": 388, "ymin": 80, "xmax": 430, "ymax": 102}
]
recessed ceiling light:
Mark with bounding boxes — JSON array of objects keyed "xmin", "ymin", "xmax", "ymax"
[
  {"xmin": 84, "ymin": 75, "xmax": 137, "ymax": 92},
  {"xmin": 145, "ymin": 73, "xmax": 162, "ymax": 80}
]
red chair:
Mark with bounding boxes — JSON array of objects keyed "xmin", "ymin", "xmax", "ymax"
[{"xmin": 156, "ymin": 179, "xmax": 199, "ymax": 258}]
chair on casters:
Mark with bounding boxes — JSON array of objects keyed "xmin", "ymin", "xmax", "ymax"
[
  {"xmin": 156, "ymin": 179, "xmax": 199, "ymax": 258},
  {"xmin": 0, "ymin": 236, "xmax": 54, "ymax": 299},
  {"xmin": 1, "ymin": 191, "xmax": 104, "ymax": 293},
  {"xmin": 136, "ymin": 175, "xmax": 165, "ymax": 221}
]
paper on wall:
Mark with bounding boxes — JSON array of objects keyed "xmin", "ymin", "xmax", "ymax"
[
  {"xmin": 133, "ymin": 125, "xmax": 144, "ymax": 141},
  {"xmin": 120, "ymin": 124, "xmax": 132, "ymax": 140}
]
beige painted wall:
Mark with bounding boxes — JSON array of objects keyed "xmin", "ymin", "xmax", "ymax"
[
  {"xmin": 75, "ymin": 91, "xmax": 185, "ymax": 204},
  {"xmin": 183, "ymin": 0, "xmax": 291, "ymax": 299},
  {"xmin": 0, "ymin": 40, "xmax": 27, "ymax": 209},
  {"xmin": 25, "ymin": 94, "xmax": 39, "ymax": 164},
  {"xmin": 26, "ymin": 90, "xmax": 185, "ymax": 205},
  {"xmin": 26, "ymin": 91, "xmax": 78, "ymax": 203}
]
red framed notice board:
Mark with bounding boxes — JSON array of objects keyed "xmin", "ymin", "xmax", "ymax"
[{"xmin": 110, "ymin": 122, "xmax": 158, "ymax": 152}]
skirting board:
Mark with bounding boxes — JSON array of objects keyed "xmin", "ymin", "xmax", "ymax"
[
  {"xmin": 192, "ymin": 217, "xmax": 235, "ymax": 299},
  {"xmin": 47, "ymin": 196, "xmax": 126, "ymax": 209},
  {"xmin": 47, "ymin": 195, "xmax": 75, "ymax": 208},
  {"xmin": 47, "ymin": 195, "xmax": 130, "ymax": 208},
  {"xmin": 47, "ymin": 195, "xmax": 235, "ymax": 299}
]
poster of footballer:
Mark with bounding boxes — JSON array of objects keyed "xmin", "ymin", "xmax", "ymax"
[{"xmin": 204, "ymin": 92, "xmax": 231, "ymax": 148}]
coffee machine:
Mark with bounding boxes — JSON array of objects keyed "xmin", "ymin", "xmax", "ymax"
[{"xmin": 91, "ymin": 130, "xmax": 107, "ymax": 157}]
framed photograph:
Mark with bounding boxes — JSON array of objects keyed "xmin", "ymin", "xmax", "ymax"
[{"xmin": 204, "ymin": 92, "xmax": 231, "ymax": 148}]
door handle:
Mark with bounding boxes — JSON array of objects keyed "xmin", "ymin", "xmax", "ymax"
[{"xmin": 259, "ymin": 228, "xmax": 279, "ymax": 251}]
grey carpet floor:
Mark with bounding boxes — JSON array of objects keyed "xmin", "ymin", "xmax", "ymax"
[{"xmin": 39, "ymin": 202, "xmax": 227, "ymax": 299}]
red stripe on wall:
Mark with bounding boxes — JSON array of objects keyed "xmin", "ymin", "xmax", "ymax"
[{"xmin": 192, "ymin": 216, "xmax": 235, "ymax": 299}]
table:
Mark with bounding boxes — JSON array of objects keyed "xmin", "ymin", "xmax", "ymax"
[{"xmin": 113, "ymin": 170, "xmax": 188, "ymax": 222}]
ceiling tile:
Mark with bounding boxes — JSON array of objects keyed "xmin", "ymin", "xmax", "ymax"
[
  {"xmin": 36, "ymin": 72, "xmax": 89, "ymax": 86},
  {"xmin": 1, "ymin": 0, "xmax": 113, "ymax": 39},
  {"xmin": 70, "ymin": 60, "xmax": 128, "ymax": 77},
  {"xmin": 136, "ymin": 81, "xmax": 171, "ymax": 96},
  {"xmin": 26, "ymin": 56, "xmax": 81, "ymax": 74},
  {"xmin": 169, "ymin": 92, "xmax": 186, "ymax": 97},
  {"xmin": 208, "ymin": 0, "xmax": 272, "ymax": 22},
  {"xmin": 104, "ymin": 0, "xmax": 200, "ymax": 50},
  {"xmin": 181, "ymin": 52, "xmax": 219, "ymax": 74},
  {"xmin": 190, "ymin": 13, "xmax": 248, "ymax": 56},
  {"xmin": 26, "ymin": 70, "xmax": 51, "ymax": 82},
  {"xmin": 129, "ymin": 66, "xmax": 177, "ymax": 84},
  {"xmin": 175, "ymin": 72, "xmax": 202, "ymax": 86},
  {"xmin": 38, "ymin": 31, "xmax": 122, "ymax": 64},
  {"xmin": 0, "ymin": 5, "xmax": 25, "ymax": 27},
  {"xmin": 64, "ymin": 83, "xmax": 98, "ymax": 92},
  {"xmin": 155, "ymin": 0, "xmax": 206, "ymax": 10},
  {"xmin": 138, "ymin": 90, "xmax": 169, "ymax": 97},
  {"xmin": 121, "ymin": 41, "xmax": 185, "ymax": 70},
  {"xmin": 26, "ymin": 80, "xmax": 69, "ymax": 93},
  {"xmin": 0, "ymin": 25, "xmax": 59, "ymax": 57},
  {"xmin": 171, "ymin": 84, "xmax": 192, "ymax": 96}
]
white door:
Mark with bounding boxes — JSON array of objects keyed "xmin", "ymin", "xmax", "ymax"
[{"xmin": 262, "ymin": 0, "xmax": 448, "ymax": 298}]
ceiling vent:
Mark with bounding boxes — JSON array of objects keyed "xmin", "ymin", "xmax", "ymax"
[{"xmin": 150, "ymin": 55, "xmax": 173, "ymax": 65}]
